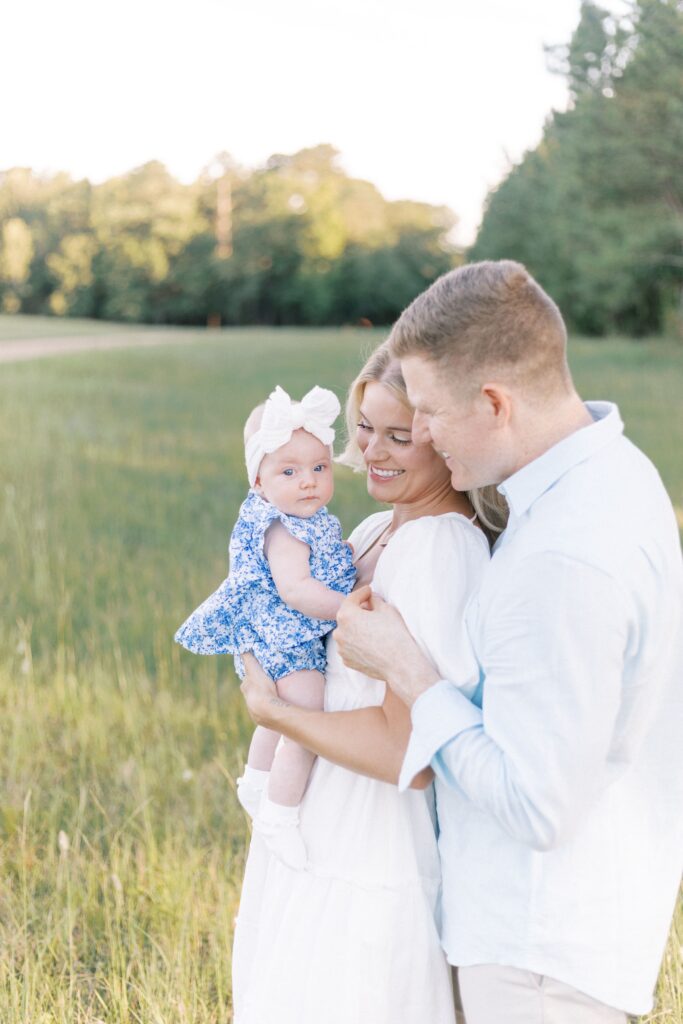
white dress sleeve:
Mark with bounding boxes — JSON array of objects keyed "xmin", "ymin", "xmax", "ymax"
[{"xmin": 372, "ymin": 514, "xmax": 490, "ymax": 698}]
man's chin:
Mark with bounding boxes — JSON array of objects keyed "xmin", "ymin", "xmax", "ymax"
[{"xmin": 449, "ymin": 467, "xmax": 472, "ymax": 492}]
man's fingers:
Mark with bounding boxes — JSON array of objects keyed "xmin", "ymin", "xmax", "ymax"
[
  {"xmin": 338, "ymin": 587, "xmax": 392, "ymax": 624},
  {"xmin": 338, "ymin": 585, "xmax": 373, "ymax": 621}
]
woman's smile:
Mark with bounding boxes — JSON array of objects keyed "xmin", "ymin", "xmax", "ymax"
[
  {"xmin": 368, "ymin": 464, "xmax": 405, "ymax": 482},
  {"xmin": 355, "ymin": 382, "xmax": 457, "ymax": 508}
]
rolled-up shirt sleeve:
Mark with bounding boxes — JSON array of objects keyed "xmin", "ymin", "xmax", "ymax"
[
  {"xmin": 399, "ymin": 680, "xmax": 481, "ymax": 790},
  {"xmin": 399, "ymin": 552, "xmax": 633, "ymax": 851}
]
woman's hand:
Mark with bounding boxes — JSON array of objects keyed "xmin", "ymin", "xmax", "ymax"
[
  {"xmin": 240, "ymin": 653, "xmax": 287, "ymax": 728},
  {"xmin": 334, "ymin": 587, "xmax": 440, "ymax": 707}
]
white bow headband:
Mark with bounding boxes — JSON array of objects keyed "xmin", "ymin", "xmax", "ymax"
[{"xmin": 245, "ymin": 385, "xmax": 341, "ymax": 487}]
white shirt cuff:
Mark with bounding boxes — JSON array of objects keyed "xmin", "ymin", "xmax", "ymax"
[{"xmin": 398, "ymin": 679, "xmax": 483, "ymax": 791}]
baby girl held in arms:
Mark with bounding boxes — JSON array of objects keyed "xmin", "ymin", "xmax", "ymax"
[{"xmin": 175, "ymin": 385, "xmax": 356, "ymax": 869}]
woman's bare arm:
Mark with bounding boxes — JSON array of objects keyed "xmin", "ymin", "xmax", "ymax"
[{"xmin": 241, "ymin": 653, "xmax": 433, "ymax": 789}]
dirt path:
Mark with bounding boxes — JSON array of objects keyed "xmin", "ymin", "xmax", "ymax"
[{"xmin": 0, "ymin": 331, "xmax": 193, "ymax": 364}]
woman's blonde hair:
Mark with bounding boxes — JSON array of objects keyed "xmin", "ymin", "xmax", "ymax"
[{"xmin": 338, "ymin": 339, "xmax": 509, "ymax": 538}]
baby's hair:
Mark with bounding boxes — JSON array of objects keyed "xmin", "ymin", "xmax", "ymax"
[{"xmin": 243, "ymin": 404, "xmax": 265, "ymax": 446}]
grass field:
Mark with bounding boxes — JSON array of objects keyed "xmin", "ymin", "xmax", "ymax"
[
  {"xmin": 0, "ymin": 315, "xmax": 141, "ymax": 340},
  {"xmin": 0, "ymin": 317, "xmax": 681, "ymax": 1022}
]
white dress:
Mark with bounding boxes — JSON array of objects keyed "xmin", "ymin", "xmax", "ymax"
[{"xmin": 232, "ymin": 510, "xmax": 490, "ymax": 1024}]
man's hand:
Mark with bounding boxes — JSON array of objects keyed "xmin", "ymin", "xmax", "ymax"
[
  {"xmin": 334, "ymin": 586, "xmax": 440, "ymax": 707},
  {"xmin": 240, "ymin": 653, "xmax": 289, "ymax": 728}
]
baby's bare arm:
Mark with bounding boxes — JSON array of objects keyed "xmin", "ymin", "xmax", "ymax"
[{"xmin": 264, "ymin": 521, "xmax": 345, "ymax": 620}]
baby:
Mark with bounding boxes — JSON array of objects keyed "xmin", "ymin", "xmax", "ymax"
[{"xmin": 175, "ymin": 385, "xmax": 356, "ymax": 869}]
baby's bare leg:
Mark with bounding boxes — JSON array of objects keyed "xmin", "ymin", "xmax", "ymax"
[
  {"xmin": 247, "ymin": 725, "xmax": 281, "ymax": 771},
  {"xmin": 267, "ymin": 670, "xmax": 325, "ymax": 806}
]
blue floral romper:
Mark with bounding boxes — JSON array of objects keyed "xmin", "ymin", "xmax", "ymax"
[{"xmin": 175, "ymin": 490, "xmax": 356, "ymax": 681}]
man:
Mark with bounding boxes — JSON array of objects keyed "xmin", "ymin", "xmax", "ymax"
[
  {"xmin": 243, "ymin": 261, "xmax": 683, "ymax": 1023},
  {"xmin": 333, "ymin": 261, "xmax": 683, "ymax": 1023}
]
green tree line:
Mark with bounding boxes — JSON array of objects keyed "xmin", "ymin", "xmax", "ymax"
[
  {"xmin": 2, "ymin": 1, "xmax": 680, "ymax": 335},
  {"xmin": 0, "ymin": 145, "xmax": 456, "ymax": 327},
  {"xmin": 471, "ymin": 0, "xmax": 683, "ymax": 337}
]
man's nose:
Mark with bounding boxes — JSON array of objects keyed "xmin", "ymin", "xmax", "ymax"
[{"xmin": 412, "ymin": 410, "xmax": 432, "ymax": 444}]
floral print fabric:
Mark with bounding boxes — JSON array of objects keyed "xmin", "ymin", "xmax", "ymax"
[{"xmin": 175, "ymin": 490, "xmax": 356, "ymax": 681}]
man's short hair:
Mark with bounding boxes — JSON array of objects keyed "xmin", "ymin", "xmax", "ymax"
[{"xmin": 389, "ymin": 260, "xmax": 572, "ymax": 398}]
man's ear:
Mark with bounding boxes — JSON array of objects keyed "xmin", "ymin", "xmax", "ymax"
[{"xmin": 480, "ymin": 383, "xmax": 513, "ymax": 429}]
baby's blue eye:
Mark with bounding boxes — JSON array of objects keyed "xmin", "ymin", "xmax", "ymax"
[
  {"xmin": 283, "ymin": 469, "xmax": 294, "ymax": 477},
  {"xmin": 314, "ymin": 464, "xmax": 326, "ymax": 473}
]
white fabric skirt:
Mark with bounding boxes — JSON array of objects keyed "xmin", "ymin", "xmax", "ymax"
[{"xmin": 232, "ymin": 638, "xmax": 456, "ymax": 1024}]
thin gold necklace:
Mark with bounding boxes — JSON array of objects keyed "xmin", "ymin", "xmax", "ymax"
[
  {"xmin": 378, "ymin": 524, "xmax": 395, "ymax": 547},
  {"xmin": 378, "ymin": 510, "xmax": 478, "ymax": 547}
]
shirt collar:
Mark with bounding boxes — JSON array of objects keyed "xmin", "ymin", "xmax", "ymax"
[{"xmin": 498, "ymin": 401, "xmax": 624, "ymax": 520}]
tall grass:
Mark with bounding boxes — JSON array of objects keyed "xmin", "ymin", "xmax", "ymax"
[{"xmin": 0, "ymin": 323, "xmax": 680, "ymax": 1021}]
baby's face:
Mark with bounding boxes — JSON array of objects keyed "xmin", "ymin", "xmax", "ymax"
[{"xmin": 255, "ymin": 429, "xmax": 334, "ymax": 517}]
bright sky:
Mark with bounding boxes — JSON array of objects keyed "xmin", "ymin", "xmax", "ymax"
[{"xmin": 4, "ymin": 0, "xmax": 628, "ymax": 245}]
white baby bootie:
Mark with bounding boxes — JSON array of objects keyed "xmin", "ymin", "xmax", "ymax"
[
  {"xmin": 254, "ymin": 794, "xmax": 308, "ymax": 871},
  {"xmin": 236, "ymin": 766, "xmax": 269, "ymax": 819}
]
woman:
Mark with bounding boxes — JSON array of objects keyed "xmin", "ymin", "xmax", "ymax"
[{"xmin": 232, "ymin": 342, "xmax": 507, "ymax": 1024}]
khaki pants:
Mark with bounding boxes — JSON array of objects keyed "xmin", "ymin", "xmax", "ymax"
[{"xmin": 452, "ymin": 966, "xmax": 628, "ymax": 1024}]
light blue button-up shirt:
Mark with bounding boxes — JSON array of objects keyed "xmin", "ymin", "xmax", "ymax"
[{"xmin": 399, "ymin": 402, "xmax": 683, "ymax": 1015}]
